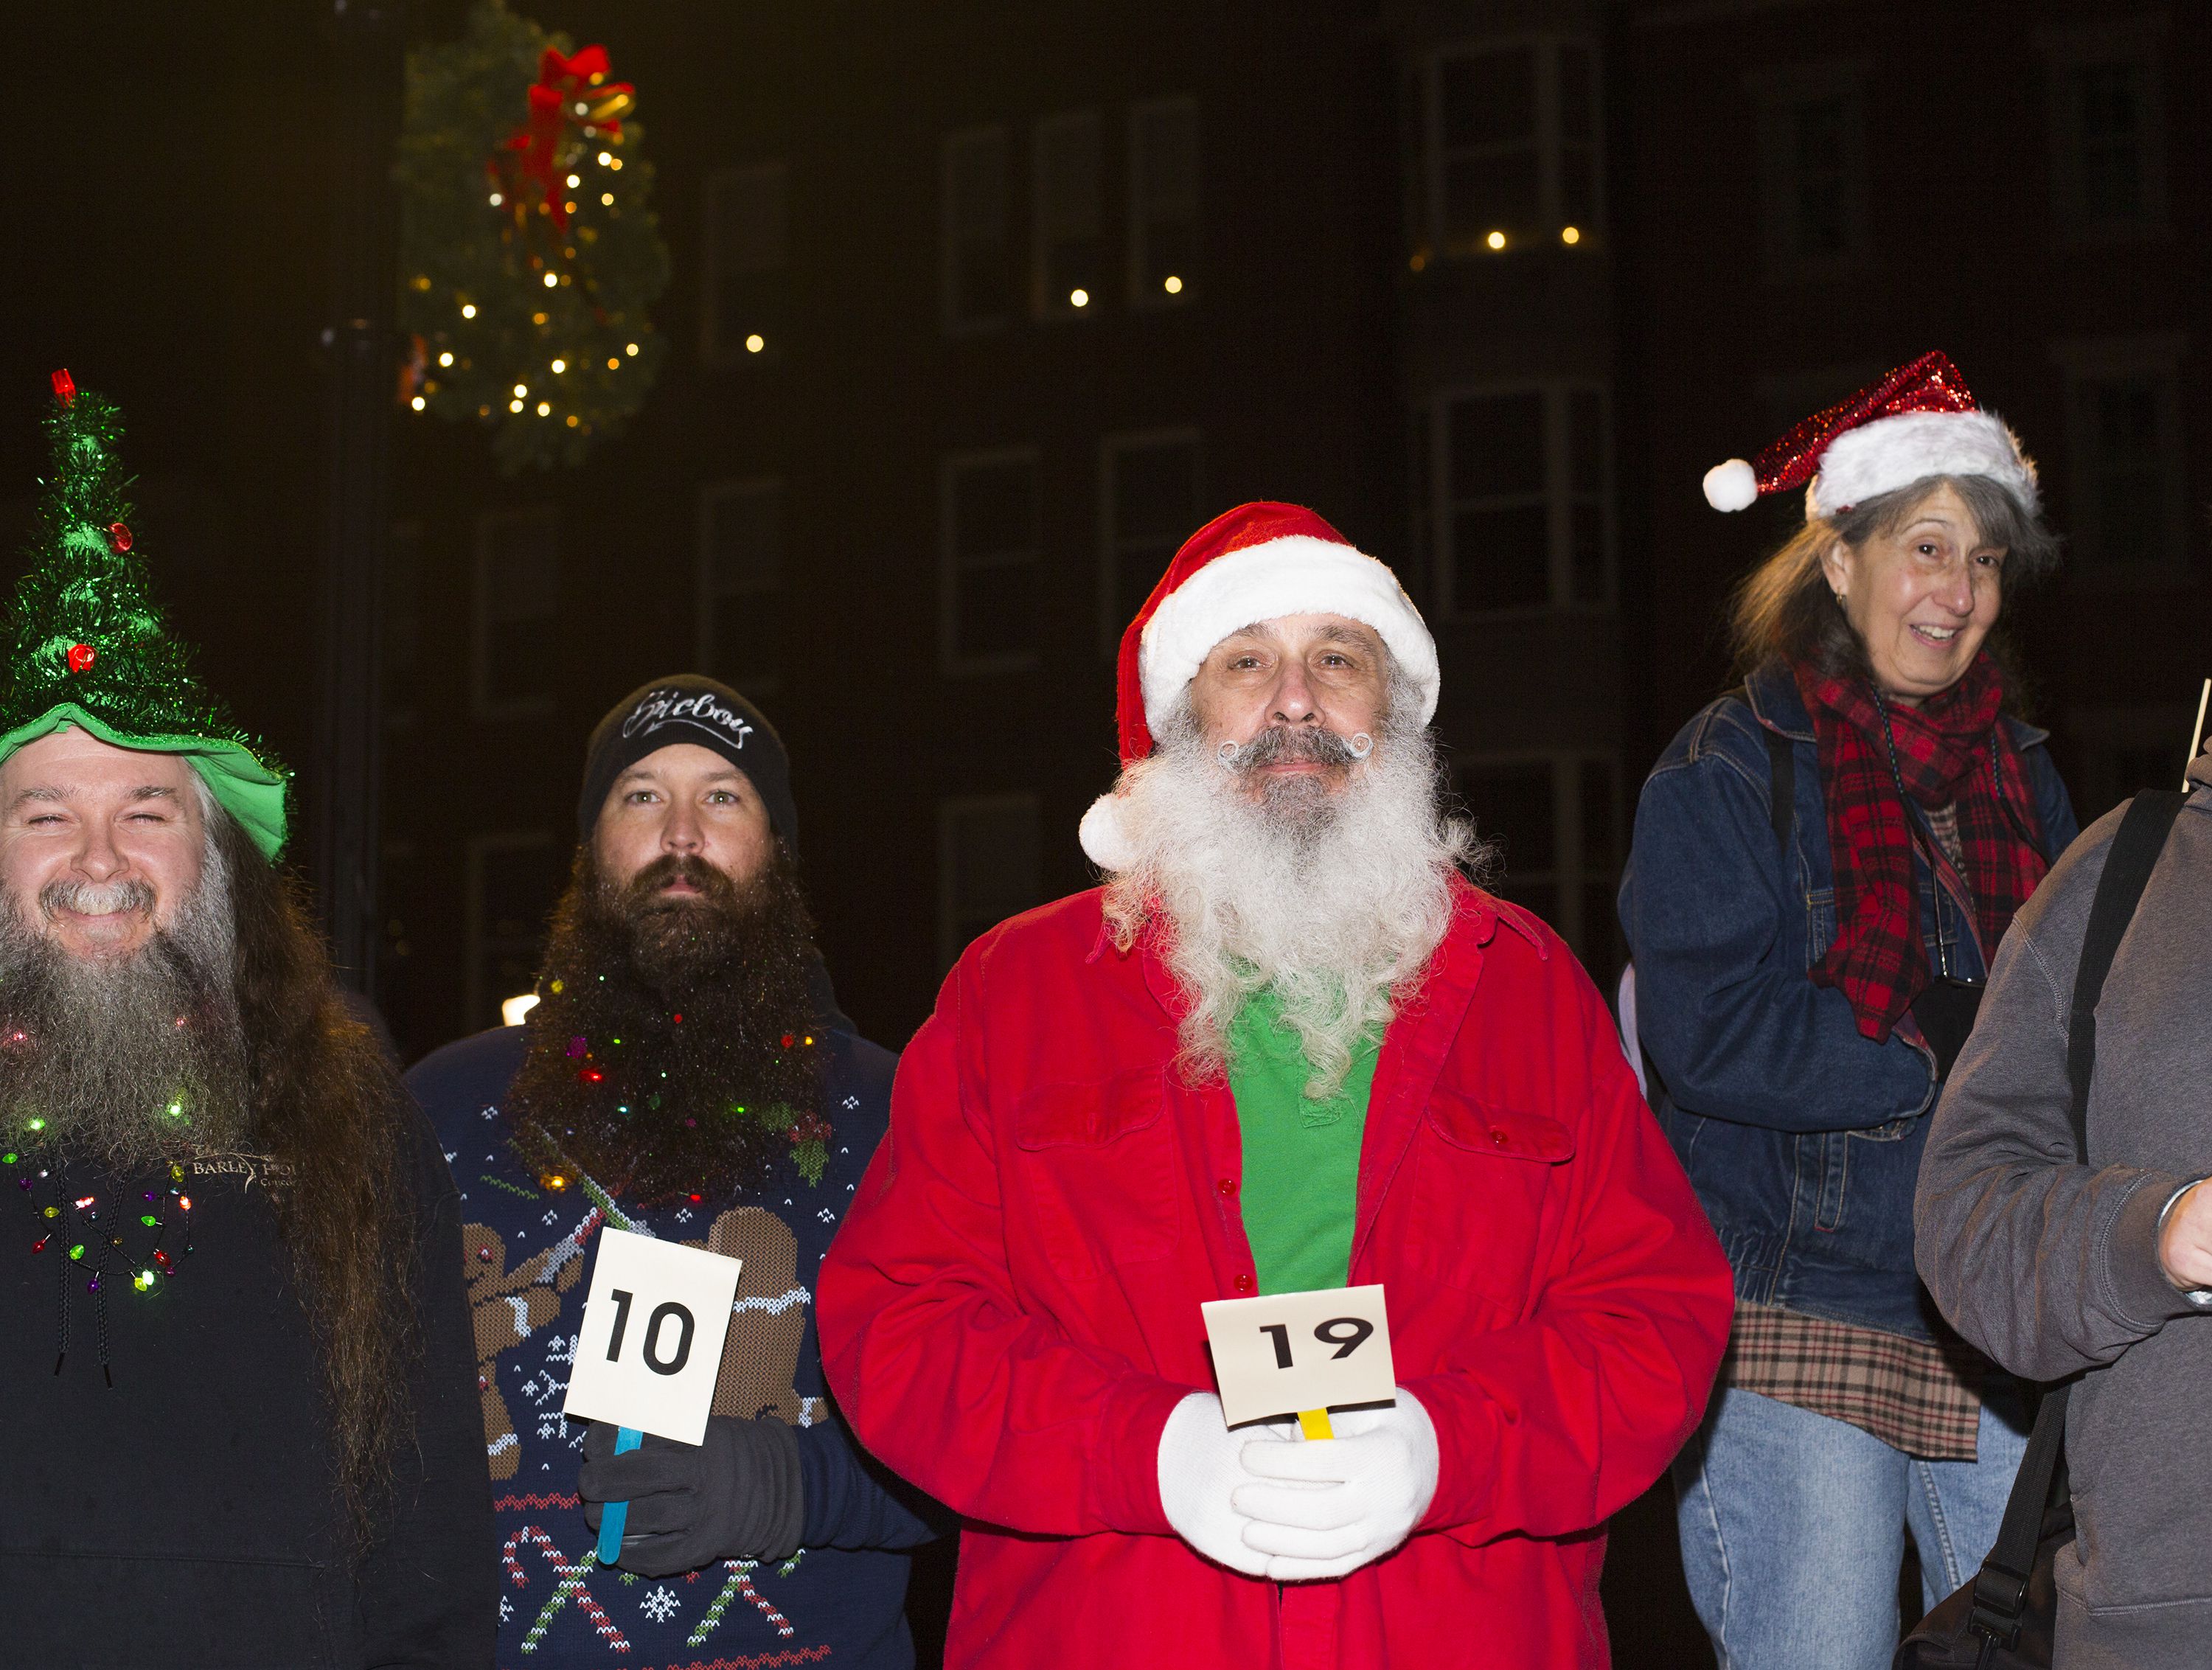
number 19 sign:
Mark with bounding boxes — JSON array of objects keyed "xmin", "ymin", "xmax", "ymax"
[
  {"xmin": 563, "ymin": 1228, "xmax": 744, "ymax": 1447},
  {"xmin": 1200, "ymin": 1283, "xmax": 1395, "ymax": 1432}
]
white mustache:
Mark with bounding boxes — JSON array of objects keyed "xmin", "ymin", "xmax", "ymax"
[{"xmin": 42, "ymin": 878, "xmax": 157, "ymax": 919}]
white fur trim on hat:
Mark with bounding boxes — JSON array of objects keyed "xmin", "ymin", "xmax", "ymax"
[
  {"xmin": 1811, "ymin": 409, "xmax": 2037, "ymax": 518},
  {"xmin": 1136, "ymin": 535, "xmax": 1439, "ymax": 738},
  {"xmin": 1079, "ymin": 792, "xmax": 1137, "ymax": 871},
  {"xmin": 1703, "ymin": 459, "xmax": 1759, "ymax": 512}
]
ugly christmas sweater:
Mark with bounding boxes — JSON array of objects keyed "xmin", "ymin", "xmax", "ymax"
[{"xmin": 407, "ymin": 1022, "xmax": 936, "ymax": 1670}]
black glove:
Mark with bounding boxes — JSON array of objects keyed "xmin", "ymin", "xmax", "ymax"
[{"xmin": 580, "ymin": 1416, "xmax": 804, "ymax": 1576}]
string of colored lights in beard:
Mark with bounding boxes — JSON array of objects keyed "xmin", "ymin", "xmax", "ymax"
[
  {"xmin": 507, "ymin": 843, "xmax": 823, "ymax": 1205},
  {"xmin": 1102, "ymin": 688, "xmax": 1484, "ymax": 1101},
  {"xmin": 0, "ymin": 835, "xmax": 249, "ymax": 1169}
]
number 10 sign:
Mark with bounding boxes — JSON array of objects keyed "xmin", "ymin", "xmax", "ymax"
[
  {"xmin": 563, "ymin": 1228, "xmax": 745, "ymax": 1446},
  {"xmin": 1200, "ymin": 1283, "xmax": 1395, "ymax": 1428}
]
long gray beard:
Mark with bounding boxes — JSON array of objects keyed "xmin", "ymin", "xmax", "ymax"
[
  {"xmin": 0, "ymin": 855, "xmax": 249, "ymax": 1169},
  {"xmin": 1101, "ymin": 707, "xmax": 1481, "ymax": 1099}
]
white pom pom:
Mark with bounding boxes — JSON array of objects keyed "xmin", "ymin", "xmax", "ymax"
[
  {"xmin": 1079, "ymin": 793, "xmax": 1138, "ymax": 874},
  {"xmin": 1702, "ymin": 459, "xmax": 1759, "ymax": 512}
]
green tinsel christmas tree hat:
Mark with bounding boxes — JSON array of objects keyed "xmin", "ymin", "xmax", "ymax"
[{"xmin": 0, "ymin": 371, "xmax": 288, "ymax": 858}]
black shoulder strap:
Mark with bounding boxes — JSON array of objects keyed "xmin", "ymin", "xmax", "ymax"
[
  {"xmin": 1763, "ymin": 724, "xmax": 1794, "ymax": 846},
  {"xmin": 1967, "ymin": 787, "xmax": 2187, "ymax": 1649},
  {"xmin": 1725, "ymin": 684, "xmax": 1796, "ymax": 847},
  {"xmin": 2065, "ymin": 789, "xmax": 2185, "ymax": 1155}
]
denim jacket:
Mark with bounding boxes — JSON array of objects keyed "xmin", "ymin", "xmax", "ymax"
[{"xmin": 1618, "ymin": 661, "xmax": 2079, "ymax": 1340}]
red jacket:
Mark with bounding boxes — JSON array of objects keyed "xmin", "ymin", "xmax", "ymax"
[{"xmin": 818, "ymin": 882, "xmax": 1731, "ymax": 1669}]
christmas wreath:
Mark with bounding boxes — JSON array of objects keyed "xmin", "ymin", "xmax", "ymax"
[{"xmin": 396, "ymin": 1, "xmax": 670, "ymax": 472}]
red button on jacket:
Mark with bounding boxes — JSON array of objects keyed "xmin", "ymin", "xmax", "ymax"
[{"xmin": 818, "ymin": 881, "xmax": 1731, "ymax": 1669}]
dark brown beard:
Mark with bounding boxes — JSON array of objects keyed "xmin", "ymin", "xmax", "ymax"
[{"xmin": 507, "ymin": 844, "xmax": 823, "ymax": 1205}]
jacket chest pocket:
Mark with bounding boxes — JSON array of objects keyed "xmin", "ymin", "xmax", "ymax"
[
  {"xmin": 1405, "ymin": 1093, "xmax": 1573, "ymax": 1309},
  {"xmin": 1806, "ymin": 887, "xmax": 1837, "ymax": 964},
  {"xmin": 1008, "ymin": 1069, "xmax": 1183, "ymax": 1281}
]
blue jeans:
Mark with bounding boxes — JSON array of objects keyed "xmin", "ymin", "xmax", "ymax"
[{"xmin": 1674, "ymin": 1385, "xmax": 2031, "ymax": 1670}]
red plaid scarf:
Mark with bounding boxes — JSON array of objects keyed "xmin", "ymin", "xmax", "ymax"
[{"xmin": 1794, "ymin": 655, "xmax": 2049, "ymax": 1042}]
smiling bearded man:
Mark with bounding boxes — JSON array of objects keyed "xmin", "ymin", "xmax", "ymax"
[
  {"xmin": 818, "ymin": 501, "xmax": 1735, "ymax": 1670},
  {"xmin": 0, "ymin": 373, "xmax": 493, "ymax": 1668},
  {"xmin": 406, "ymin": 677, "xmax": 939, "ymax": 1670}
]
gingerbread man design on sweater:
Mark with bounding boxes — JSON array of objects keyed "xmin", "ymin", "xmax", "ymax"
[{"xmin": 465, "ymin": 1201, "xmax": 807, "ymax": 1475}]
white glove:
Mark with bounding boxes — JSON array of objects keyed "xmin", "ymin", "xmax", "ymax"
[
  {"xmin": 1231, "ymin": 1391, "xmax": 1440, "ymax": 1581},
  {"xmin": 1156, "ymin": 1391, "xmax": 1297, "ymax": 1576}
]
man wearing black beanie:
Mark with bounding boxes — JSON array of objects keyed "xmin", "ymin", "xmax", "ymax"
[{"xmin": 407, "ymin": 675, "xmax": 939, "ymax": 1669}]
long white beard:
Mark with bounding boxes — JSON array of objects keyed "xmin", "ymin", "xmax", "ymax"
[{"xmin": 1101, "ymin": 712, "xmax": 1479, "ymax": 1099}]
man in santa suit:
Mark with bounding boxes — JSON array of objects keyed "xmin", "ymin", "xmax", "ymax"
[{"xmin": 817, "ymin": 503, "xmax": 1733, "ymax": 1667}]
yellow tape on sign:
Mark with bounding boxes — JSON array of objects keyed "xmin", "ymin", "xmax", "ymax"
[{"xmin": 1298, "ymin": 1408, "xmax": 1335, "ymax": 1440}]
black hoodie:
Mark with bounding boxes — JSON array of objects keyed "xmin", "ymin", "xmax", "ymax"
[{"xmin": 0, "ymin": 1104, "xmax": 495, "ymax": 1668}]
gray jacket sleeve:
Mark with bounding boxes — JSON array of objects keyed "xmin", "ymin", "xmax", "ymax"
[{"xmin": 1913, "ymin": 806, "xmax": 2199, "ymax": 1381}]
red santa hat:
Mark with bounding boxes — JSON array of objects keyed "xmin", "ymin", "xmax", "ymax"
[
  {"xmin": 1078, "ymin": 501, "xmax": 1439, "ymax": 871},
  {"xmin": 1701, "ymin": 350, "xmax": 2038, "ymax": 521}
]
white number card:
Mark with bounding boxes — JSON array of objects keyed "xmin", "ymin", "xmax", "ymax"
[
  {"xmin": 561, "ymin": 1228, "xmax": 744, "ymax": 1446},
  {"xmin": 1200, "ymin": 1283, "xmax": 1396, "ymax": 1428}
]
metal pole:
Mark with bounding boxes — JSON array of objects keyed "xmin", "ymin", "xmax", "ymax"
[{"xmin": 313, "ymin": 0, "xmax": 403, "ymax": 992}]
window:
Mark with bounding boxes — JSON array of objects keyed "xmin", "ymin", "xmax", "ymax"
[
  {"xmin": 464, "ymin": 831, "xmax": 560, "ymax": 1033},
  {"xmin": 1129, "ymin": 98, "xmax": 1198, "ymax": 305},
  {"xmin": 941, "ymin": 448, "xmax": 1041, "ymax": 673},
  {"xmin": 703, "ymin": 162, "xmax": 788, "ymax": 363},
  {"xmin": 1747, "ymin": 63, "xmax": 1869, "ymax": 273},
  {"xmin": 1034, "ymin": 111, "xmax": 1102, "ymax": 316},
  {"xmin": 938, "ymin": 793, "xmax": 1042, "ymax": 968},
  {"xmin": 473, "ymin": 508, "xmax": 558, "ymax": 717},
  {"xmin": 698, "ymin": 479, "xmax": 782, "ymax": 692},
  {"xmin": 386, "ymin": 519, "xmax": 422, "ymax": 729},
  {"xmin": 2042, "ymin": 24, "xmax": 2168, "ymax": 238},
  {"xmin": 1458, "ymin": 753, "xmax": 1621, "ymax": 971},
  {"xmin": 1100, "ymin": 431, "xmax": 1202, "ymax": 649},
  {"xmin": 1433, "ymin": 383, "xmax": 1610, "ymax": 614},
  {"xmin": 943, "ymin": 126, "xmax": 1014, "ymax": 330},
  {"xmin": 2053, "ymin": 335, "xmax": 2188, "ymax": 577},
  {"xmin": 1419, "ymin": 38, "xmax": 1598, "ymax": 260}
]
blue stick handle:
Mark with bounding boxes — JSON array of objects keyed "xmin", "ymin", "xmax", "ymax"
[{"xmin": 594, "ymin": 1426, "xmax": 643, "ymax": 1565}]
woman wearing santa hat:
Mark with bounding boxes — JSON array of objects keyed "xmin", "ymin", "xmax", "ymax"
[{"xmin": 1618, "ymin": 352, "xmax": 2079, "ymax": 1669}]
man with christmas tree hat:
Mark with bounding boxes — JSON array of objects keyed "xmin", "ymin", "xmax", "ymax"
[
  {"xmin": 406, "ymin": 674, "xmax": 940, "ymax": 1668},
  {"xmin": 0, "ymin": 371, "xmax": 495, "ymax": 1664},
  {"xmin": 818, "ymin": 502, "xmax": 1736, "ymax": 1668}
]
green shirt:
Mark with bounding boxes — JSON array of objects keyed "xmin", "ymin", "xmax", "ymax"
[{"xmin": 1226, "ymin": 992, "xmax": 1380, "ymax": 1295}]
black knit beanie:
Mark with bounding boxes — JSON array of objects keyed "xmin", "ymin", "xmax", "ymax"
[{"xmin": 576, "ymin": 677, "xmax": 797, "ymax": 853}]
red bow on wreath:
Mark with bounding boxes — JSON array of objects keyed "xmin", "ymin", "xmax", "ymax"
[{"xmin": 497, "ymin": 44, "xmax": 636, "ymax": 232}]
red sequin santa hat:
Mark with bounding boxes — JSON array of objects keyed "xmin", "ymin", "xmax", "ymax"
[
  {"xmin": 1078, "ymin": 501, "xmax": 1439, "ymax": 871},
  {"xmin": 1702, "ymin": 350, "xmax": 2038, "ymax": 520}
]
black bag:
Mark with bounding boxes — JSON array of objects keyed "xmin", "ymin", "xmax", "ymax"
[{"xmin": 1896, "ymin": 789, "xmax": 2185, "ymax": 1669}]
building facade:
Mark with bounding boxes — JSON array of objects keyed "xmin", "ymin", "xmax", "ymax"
[{"xmin": 378, "ymin": 0, "xmax": 2205, "ymax": 1076}]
